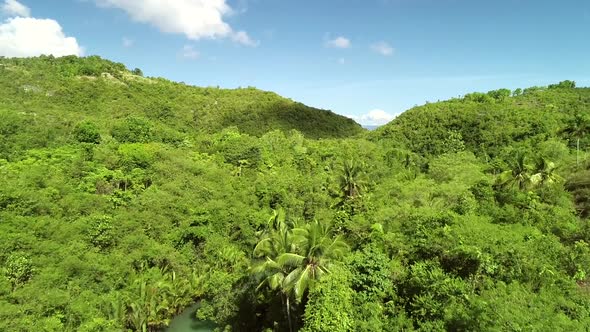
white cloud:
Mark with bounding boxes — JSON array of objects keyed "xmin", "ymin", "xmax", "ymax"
[
  {"xmin": 349, "ymin": 109, "xmax": 395, "ymax": 125},
  {"xmin": 371, "ymin": 41, "xmax": 394, "ymax": 56},
  {"xmin": 180, "ymin": 44, "xmax": 199, "ymax": 59},
  {"xmin": 0, "ymin": 17, "xmax": 83, "ymax": 57},
  {"xmin": 95, "ymin": 0, "xmax": 257, "ymax": 46},
  {"xmin": 122, "ymin": 36, "xmax": 133, "ymax": 47},
  {"xmin": 1, "ymin": 0, "xmax": 30, "ymax": 17},
  {"xmin": 326, "ymin": 36, "xmax": 351, "ymax": 49},
  {"xmin": 232, "ymin": 30, "xmax": 258, "ymax": 47}
]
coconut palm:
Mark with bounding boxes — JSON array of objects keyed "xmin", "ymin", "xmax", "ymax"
[
  {"xmin": 251, "ymin": 217, "xmax": 297, "ymax": 332},
  {"xmin": 560, "ymin": 113, "xmax": 590, "ymax": 167},
  {"xmin": 251, "ymin": 216, "xmax": 348, "ymax": 332},
  {"xmin": 338, "ymin": 159, "xmax": 367, "ymax": 199},
  {"xmin": 497, "ymin": 152, "xmax": 533, "ymax": 191},
  {"xmin": 279, "ymin": 220, "xmax": 349, "ymax": 301},
  {"xmin": 530, "ymin": 158, "xmax": 563, "ymax": 188}
]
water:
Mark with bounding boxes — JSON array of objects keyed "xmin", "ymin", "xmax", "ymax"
[{"xmin": 165, "ymin": 303, "xmax": 216, "ymax": 332}]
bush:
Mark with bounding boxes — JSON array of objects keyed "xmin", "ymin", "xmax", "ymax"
[{"xmin": 73, "ymin": 121, "xmax": 101, "ymax": 144}]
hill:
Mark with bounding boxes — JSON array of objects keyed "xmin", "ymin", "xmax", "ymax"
[
  {"xmin": 0, "ymin": 55, "xmax": 362, "ymax": 160},
  {"xmin": 0, "ymin": 59, "xmax": 589, "ymax": 332},
  {"xmin": 373, "ymin": 81, "xmax": 590, "ymax": 159}
]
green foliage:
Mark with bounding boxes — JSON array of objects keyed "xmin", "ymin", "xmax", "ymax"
[
  {"xmin": 73, "ymin": 121, "xmax": 101, "ymax": 144},
  {"xmin": 111, "ymin": 117, "xmax": 154, "ymax": 143},
  {"xmin": 1, "ymin": 57, "xmax": 589, "ymax": 331},
  {"xmin": 549, "ymin": 80, "xmax": 576, "ymax": 89},
  {"xmin": 375, "ymin": 82, "xmax": 587, "ymax": 158},
  {"xmin": 87, "ymin": 215, "xmax": 115, "ymax": 249},
  {"xmin": 0, "ymin": 56, "xmax": 362, "ymax": 142},
  {"xmin": 566, "ymin": 169, "xmax": 590, "ymax": 218},
  {"xmin": 4, "ymin": 253, "xmax": 34, "ymax": 290},
  {"xmin": 301, "ymin": 266, "xmax": 355, "ymax": 332}
]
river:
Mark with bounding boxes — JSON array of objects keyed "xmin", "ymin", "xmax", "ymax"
[{"xmin": 165, "ymin": 303, "xmax": 216, "ymax": 332}]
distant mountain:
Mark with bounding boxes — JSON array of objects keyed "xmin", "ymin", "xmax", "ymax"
[{"xmin": 362, "ymin": 124, "xmax": 381, "ymax": 131}]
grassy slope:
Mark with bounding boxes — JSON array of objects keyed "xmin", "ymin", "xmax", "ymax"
[{"xmin": 0, "ymin": 56, "xmax": 362, "ymax": 156}]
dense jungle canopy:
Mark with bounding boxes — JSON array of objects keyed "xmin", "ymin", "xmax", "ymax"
[{"xmin": 1, "ymin": 56, "xmax": 589, "ymax": 331}]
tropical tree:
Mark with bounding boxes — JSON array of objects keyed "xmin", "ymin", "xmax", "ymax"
[
  {"xmin": 338, "ymin": 159, "xmax": 366, "ymax": 200},
  {"xmin": 251, "ymin": 215, "xmax": 348, "ymax": 332},
  {"xmin": 497, "ymin": 153, "xmax": 534, "ymax": 191},
  {"xmin": 119, "ymin": 267, "xmax": 203, "ymax": 332},
  {"xmin": 560, "ymin": 113, "xmax": 590, "ymax": 167},
  {"xmin": 530, "ymin": 158, "xmax": 562, "ymax": 188},
  {"xmin": 280, "ymin": 220, "xmax": 349, "ymax": 302},
  {"xmin": 251, "ymin": 215, "xmax": 298, "ymax": 332}
]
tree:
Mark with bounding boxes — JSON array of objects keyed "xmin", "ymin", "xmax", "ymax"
[
  {"xmin": 301, "ymin": 266, "xmax": 355, "ymax": 332},
  {"xmin": 549, "ymin": 80, "xmax": 576, "ymax": 89},
  {"xmin": 252, "ymin": 217, "xmax": 348, "ymax": 332},
  {"xmin": 497, "ymin": 153, "xmax": 533, "ymax": 191},
  {"xmin": 280, "ymin": 220, "xmax": 349, "ymax": 302},
  {"xmin": 73, "ymin": 121, "xmax": 101, "ymax": 144},
  {"xmin": 132, "ymin": 68, "xmax": 144, "ymax": 76},
  {"xmin": 252, "ymin": 216, "xmax": 298, "ymax": 332},
  {"xmin": 5, "ymin": 253, "xmax": 33, "ymax": 291},
  {"xmin": 338, "ymin": 159, "xmax": 366, "ymax": 200},
  {"xmin": 487, "ymin": 88, "xmax": 511, "ymax": 101},
  {"xmin": 530, "ymin": 158, "xmax": 562, "ymax": 188},
  {"xmin": 560, "ymin": 113, "xmax": 590, "ymax": 167}
]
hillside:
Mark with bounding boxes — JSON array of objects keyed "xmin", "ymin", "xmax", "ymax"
[
  {"xmin": 1, "ymin": 57, "xmax": 589, "ymax": 332},
  {"xmin": 0, "ymin": 56, "xmax": 362, "ymax": 160},
  {"xmin": 374, "ymin": 81, "xmax": 590, "ymax": 159}
]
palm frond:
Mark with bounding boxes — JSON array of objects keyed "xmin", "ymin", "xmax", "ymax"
[{"xmin": 277, "ymin": 253, "xmax": 305, "ymax": 267}]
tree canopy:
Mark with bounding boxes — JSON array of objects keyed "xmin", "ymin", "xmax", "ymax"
[{"xmin": 0, "ymin": 57, "xmax": 589, "ymax": 331}]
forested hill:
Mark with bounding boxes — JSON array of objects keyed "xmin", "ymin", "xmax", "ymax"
[
  {"xmin": 2, "ymin": 55, "xmax": 590, "ymax": 332},
  {"xmin": 373, "ymin": 81, "xmax": 590, "ymax": 159},
  {"xmin": 0, "ymin": 56, "xmax": 362, "ymax": 156}
]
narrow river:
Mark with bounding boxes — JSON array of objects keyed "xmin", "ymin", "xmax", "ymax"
[{"xmin": 165, "ymin": 303, "xmax": 216, "ymax": 332}]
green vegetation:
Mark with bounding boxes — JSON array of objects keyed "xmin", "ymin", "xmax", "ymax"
[{"xmin": 0, "ymin": 56, "xmax": 589, "ymax": 331}]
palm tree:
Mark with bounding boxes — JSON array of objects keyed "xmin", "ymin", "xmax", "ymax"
[
  {"xmin": 123, "ymin": 267, "xmax": 196, "ymax": 332},
  {"xmin": 560, "ymin": 113, "xmax": 590, "ymax": 167},
  {"xmin": 498, "ymin": 153, "xmax": 533, "ymax": 191},
  {"xmin": 530, "ymin": 158, "xmax": 562, "ymax": 188},
  {"xmin": 127, "ymin": 279, "xmax": 149, "ymax": 332},
  {"xmin": 279, "ymin": 220, "xmax": 349, "ymax": 301},
  {"xmin": 338, "ymin": 159, "xmax": 366, "ymax": 199},
  {"xmin": 251, "ymin": 216, "xmax": 348, "ymax": 332},
  {"xmin": 251, "ymin": 217, "xmax": 297, "ymax": 332}
]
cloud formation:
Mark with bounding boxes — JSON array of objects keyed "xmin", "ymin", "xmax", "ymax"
[
  {"xmin": 180, "ymin": 44, "xmax": 199, "ymax": 59},
  {"xmin": 371, "ymin": 41, "xmax": 394, "ymax": 56},
  {"xmin": 95, "ymin": 0, "xmax": 257, "ymax": 46},
  {"xmin": 1, "ymin": 0, "xmax": 30, "ymax": 17},
  {"xmin": 349, "ymin": 109, "xmax": 395, "ymax": 125},
  {"xmin": 0, "ymin": 16, "xmax": 83, "ymax": 57},
  {"xmin": 326, "ymin": 36, "xmax": 351, "ymax": 49},
  {"xmin": 232, "ymin": 30, "xmax": 258, "ymax": 47}
]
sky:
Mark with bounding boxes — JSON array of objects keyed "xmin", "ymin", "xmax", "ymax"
[{"xmin": 1, "ymin": 0, "xmax": 590, "ymax": 125}]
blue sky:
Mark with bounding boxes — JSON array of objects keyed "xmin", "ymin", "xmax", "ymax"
[{"xmin": 1, "ymin": 0, "xmax": 589, "ymax": 125}]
